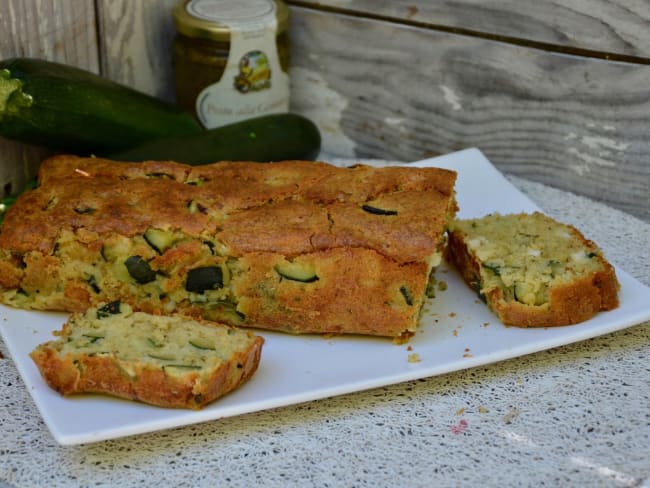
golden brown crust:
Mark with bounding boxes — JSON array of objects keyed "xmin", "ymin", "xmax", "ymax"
[
  {"xmin": 446, "ymin": 213, "xmax": 620, "ymax": 327},
  {"xmin": 0, "ymin": 155, "xmax": 457, "ymax": 338},
  {"xmin": 1, "ymin": 156, "xmax": 457, "ymax": 261},
  {"xmin": 232, "ymin": 248, "xmax": 429, "ymax": 337},
  {"xmin": 0, "ymin": 257, "xmax": 22, "ymax": 289}
]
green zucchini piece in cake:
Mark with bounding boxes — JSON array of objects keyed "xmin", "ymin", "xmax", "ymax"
[
  {"xmin": 275, "ymin": 261, "xmax": 319, "ymax": 283},
  {"xmin": 361, "ymin": 204, "xmax": 398, "ymax": 216},
  {"xmin": 125, "ymin": 256, "xmax": 156, "ymax": 284},
  {"xmin": 144, "ymin": 228, "xmax": 177, "ymax": 254},
  {"xmin": 185, "ymin": 266, "xmax": 224, "ymax": 293}
]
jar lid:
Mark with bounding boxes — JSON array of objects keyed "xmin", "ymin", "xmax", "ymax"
[{"xmin": 173, "ymin": 0, "xmax": 289, "ymax": 42}]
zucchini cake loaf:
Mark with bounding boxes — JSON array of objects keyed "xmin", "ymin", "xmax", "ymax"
[
  {"xmin": 446, "ymin": 212, "xmax": 619, "ymax": 327},
  {"xmin": 0, "ymin": 155, "xmax": 457, "ymax": 338},
  {"xmin": 30, "ymin": 301, "xmax": 264, "ymax": 409}
]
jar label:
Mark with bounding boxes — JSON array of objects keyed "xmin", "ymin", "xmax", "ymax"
[{"xmin": 189, "ymin": 0, "xmax": 290, "ymax": 129}]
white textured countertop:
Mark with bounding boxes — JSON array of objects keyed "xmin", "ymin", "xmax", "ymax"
[{"xmin": 1, "ymin": 164, "xmax": 649, "ymax": 488}]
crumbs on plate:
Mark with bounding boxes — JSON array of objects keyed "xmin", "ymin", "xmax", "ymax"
[
  {"xmin": 503, "ymin": 407, "xmax": 520, "ymax": 424},
  {"xmin": 408, "ymin": 353, "xmax": 421, "ymax": 363}
]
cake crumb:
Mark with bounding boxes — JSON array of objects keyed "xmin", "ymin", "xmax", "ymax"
[
  {"xmin": 503, "ymin": 407, "xmax": 520, "ymax": 424},
  {"xmin": 463, "ymin": 347, "xmax": 473, "ymax": 358},
  {"xmin": 452, "ymin": 329, "xmax": 458, "ymax": 337},
  {"xmin": 407, "ymin": 345, "xmax": 413, "ymax": 351},
  {"xmin": 456, "ymin": 407, "xmax": 465, "ymax": 416},
  {"xmin": 448, "ymin": 312, "xmax": 457, "ymax": 318},
  {"xmin": 479, "ymin": 406, "xmax": 489, "ymax": 414},
  {"xmin": 407, "ymin": 353, "xmax": 421, "ymax": 363}
]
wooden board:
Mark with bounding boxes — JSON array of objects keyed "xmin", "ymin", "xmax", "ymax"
[
  {"xmin": 290, "ymin": 0, "xmax": 650, "ymax": 59},
  {"xmin": 95, "ymin": 0, "xmax": 179, "ymax": 101}
]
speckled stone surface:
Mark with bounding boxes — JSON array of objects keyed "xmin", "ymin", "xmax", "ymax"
[{"xmin": 1, "ymin": 163, "xmax": 649, "ymax": 488}]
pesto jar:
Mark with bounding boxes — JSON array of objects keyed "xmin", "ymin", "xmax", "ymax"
[{"xmin": 172, "ymin": 0, "xmax": 290, "ymax": 128}]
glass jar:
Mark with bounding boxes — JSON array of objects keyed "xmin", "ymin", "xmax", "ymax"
[{"xmin": 172, "ymin": 0, "xmax": 290, "ymax": 128}]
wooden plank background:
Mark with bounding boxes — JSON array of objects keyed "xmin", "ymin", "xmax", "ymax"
[
  {"xmin": 0, "ymin": 0, "xmax": 648, "ymax": 221},
  {"xmin": 292, "ymin": 1, "xmax": 650, "ymax": 57}
]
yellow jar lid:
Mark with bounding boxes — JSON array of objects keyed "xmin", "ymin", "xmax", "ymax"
[{"xmin": 173, "ymin": 0, "xmax": 289, "ymax": 42}]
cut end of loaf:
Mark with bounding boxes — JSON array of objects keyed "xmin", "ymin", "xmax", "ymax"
[{"xmin": 446, "ymin": 212, "xmax": 620, "ymax": 327}]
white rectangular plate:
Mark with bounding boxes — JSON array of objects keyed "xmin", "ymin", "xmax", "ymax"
[{"xmin": 2, "ymin": 148, "xmax": 650, "ymax": 446}]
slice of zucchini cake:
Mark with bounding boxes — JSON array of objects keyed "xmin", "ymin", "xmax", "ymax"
[
  {"xmin": 30, "ymin": 301, "xmax": 264, "ymax": 409},
  {"xmin": 446, "ymin": 212, "xmax": 619, "ymax": 327}
]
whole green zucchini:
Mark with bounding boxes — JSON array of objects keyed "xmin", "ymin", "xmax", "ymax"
[
  {"xmin": 109, "ymin": 113, "xmax": 321, "ymax": 164},
  {"xmin": 0, "ymin": 58, "xmax": 202, "ymax": 154}
]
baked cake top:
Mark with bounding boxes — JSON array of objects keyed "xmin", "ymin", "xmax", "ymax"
[{"xmin": 0, "ymin": 155, "xmax": 457, "ymax": 263}]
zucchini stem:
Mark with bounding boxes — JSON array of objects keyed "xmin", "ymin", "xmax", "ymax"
[{"xmin": 0, "ymin": 69, "xmax": 32, "ymax": 119}]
